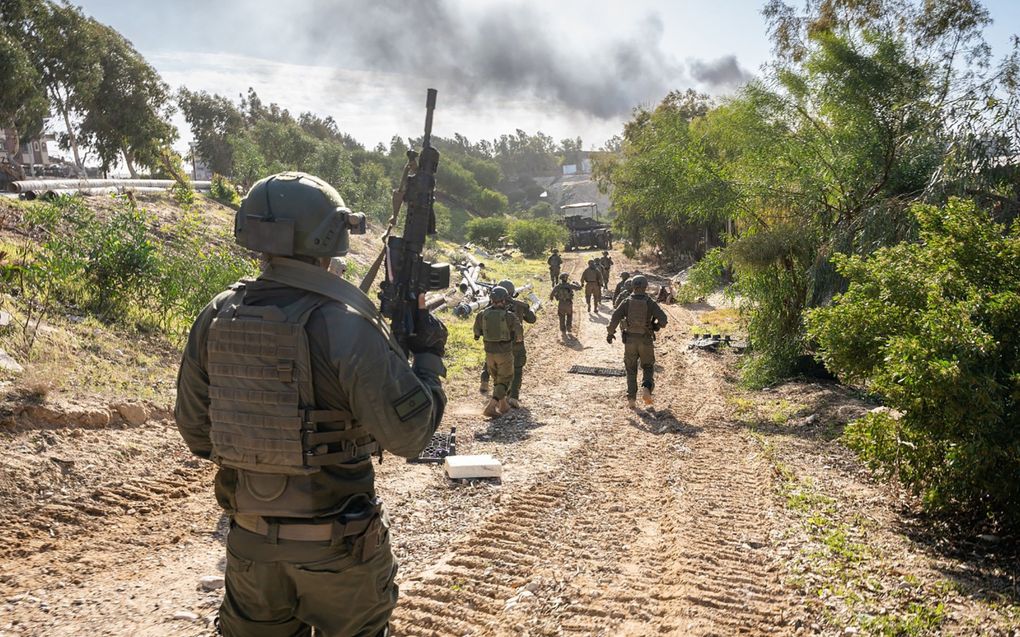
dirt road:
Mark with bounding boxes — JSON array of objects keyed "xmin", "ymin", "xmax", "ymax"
[{"xmin": 4, "ymin": 250, "xmax": 1015, "ymax": 636}]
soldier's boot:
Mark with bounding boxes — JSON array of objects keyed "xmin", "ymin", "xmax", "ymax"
[
  {"xmin": 507, "ymin": 397, "xmax": 521, "ymax": 409},
  {"xmin": 479, "ymin": 379, "xmax": 489, "ymax": 395},
  {"xmin": 641, "ymin": 386, "xmax": 653, "ymax": 405},
  {"xmin": 497, "ymin": 398, "xmax": 511, "ymax": 414},
  {"xmin": 483, "ymin": 398, "xmax": 500, "ymax": 418},
  {"xmin": 627, "ymin": 397, "xmax": 637, "ymax": 409}
]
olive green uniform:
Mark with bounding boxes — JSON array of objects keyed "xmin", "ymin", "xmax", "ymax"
[
  {"xmin": 581, "ymin": 266, "xmax": 604, "ymax": 310},
  {"xmin": 547, "ymin": 253, "xmax": 563, "ymax": 283},
  {"xmin": 175, "ymin": 260, "xmax": 446, "ymax": 637},
  {"xmin": 507, "ymin": 298, "xmax": 536, "ymax": 399},
  {"xmin": 550, "ymin": 281, "xmax": 581, "ymax": 332},
  {"xmin": 613, "ymin": 277, "xmax": 629, "ymax": 301},
  {"xmin": 607, "ymin": 293, "xmax": 668, "ymax": 400},
  {"xmin": 598, "ymin": 255, "xmax": 613, "ymax": 289},
  {"xmin": 473, "ymin": 305, "xmax": 521, "ymax": 400}
]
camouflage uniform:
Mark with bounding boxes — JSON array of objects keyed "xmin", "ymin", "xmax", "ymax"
[
  {"xmin": 507, "ymin": 298, "xmax": 537, "ymax": 400},
  {"xmin": 607, "ymin": 292, "xmax": 668, "ymax": 402}
]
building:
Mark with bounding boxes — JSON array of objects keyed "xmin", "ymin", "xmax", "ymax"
[{"xmin": 0, "ymin": 128, "xmax": 58, "ymax": 175}]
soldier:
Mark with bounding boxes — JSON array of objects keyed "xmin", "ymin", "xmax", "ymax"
[
  {"xmin": 550, "ymin": 272, "xmax": 582, "ymax": 336},
  {"xmin": 547, "ymin": 248, "xmax": 563, "ymax": 283},
  {"xmin": 473, "ymin": 285, "xmax": 522, "ymax": 417},
  {"xmin": 614, "ymin": 277, "xmax": 634, "ymax": 307},
  {"xmin": 613, "ymin": 271, "xmax": 631, "ymax": 300},
  {"xmin": 498, "ymin": 279, "xmax": 536, "ymax": 408},
  {"xmin": 599, "ymin": 251, "xmax": 614, "ymax": 290},
  {"xmin": 581, "ymin": 259, "xmax": 604, "ymax": 313},
  {"xmin": 607, "ymin": 275, "xmax": 668, "ymax": 409},
  {"xmin": 175, "ymin": 172, "xmax": 448, "ymax": 636}
]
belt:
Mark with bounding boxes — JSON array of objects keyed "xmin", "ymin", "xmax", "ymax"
[{"xmin": 234, "ymin": 513, "xmax": 334, "ymax": 541}]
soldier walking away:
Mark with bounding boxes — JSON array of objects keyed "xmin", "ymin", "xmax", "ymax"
[
  {"xmin": 614, "ymin": 277, "xmax": 634, "ymax": 307},
  {"xmin": 599, "ymin": 251, "xmax": 614, "ymax": 290},
  {"xmin": 550, "ymin": 273, "xmax": 581, "ymax": 337},
  {"xmin": 175, "ymin": 172, "xmax": 448, "ymax": 637},
  {"xmin": 613, "ymin": 271, "xmax": 631, "ymax": 301},
  {"xmin": 607, "ymin": 275, "xmax": 668, "ymax": 409},
  {"xmin": 581, "ymin": 259, "xmax": 604, "ymax": 313},
  {"xmin": 499, "ymin": 279, "xmax": 536, "ymax": 408},
  {"xmin": 547, "ymin": 248, "xmax": 563, "ymax": 283},
  {"xmin": 473, "ymin": 285, "xmax": 522, "ymax": 417}
]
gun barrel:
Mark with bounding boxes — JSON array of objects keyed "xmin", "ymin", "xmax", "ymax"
[{"xmin": 423, "ymin": 88, "xmax": 437, "ymax": 146}]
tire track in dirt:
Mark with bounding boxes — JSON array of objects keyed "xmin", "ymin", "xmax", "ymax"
[{"xmin": 392, "ymin": 253, "xmax": 798, "ymax": 636}]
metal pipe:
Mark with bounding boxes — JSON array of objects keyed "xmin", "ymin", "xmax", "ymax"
[
  {"xmin": 11, "ymin": 179, "xmax": 214, "ymax": 193},
  {"xmin": 22, "ymin": 186, "xmax": 211, "ymax": 200}
]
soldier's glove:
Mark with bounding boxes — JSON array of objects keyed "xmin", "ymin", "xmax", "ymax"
[
  {"xmin": 408, "ymin": 312, "xmax": 448, "ymax": 358},
  {"xmin": 606, "ymin": 333, "xmax": 615, "ymax": 344},
  {"xmin": 652, "ymin": 322, "xmax": 662, "ymax": 332}
]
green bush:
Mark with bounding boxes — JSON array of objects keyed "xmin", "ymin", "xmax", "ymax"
[
  {"xmin": 509, "ymin": 219, "xmax": 567, "ymax": 257},
  {"xmin": 19, "ymin": 195, "xmax": 256, "ymax": 337},
  {"xmin": 210, "ymin": 173, "xmax": 241, "ymax": 207},
  {"xmin": 676, "ymin": 247, "xmax": 726, "ymax": 303},
  {"xmin": 807, "ymin": 199, "xmax": 1020, "ymax": 527},
  {"xmin": 466, "ymin": 217, "xmax": 508, "ymax": 250}
]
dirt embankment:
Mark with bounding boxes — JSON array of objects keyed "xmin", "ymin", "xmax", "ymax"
[{"xmin": 1, "ymin": 249, "xmax": 1017, "ymax": 636}]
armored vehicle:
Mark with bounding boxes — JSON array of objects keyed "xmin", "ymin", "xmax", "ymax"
[{"xmin": 560, "ymin": 202, "xmax": 612, "ymax": 251}]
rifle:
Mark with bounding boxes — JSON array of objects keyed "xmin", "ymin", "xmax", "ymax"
[{"xmin": 377, "ymin": 88, "xmax": 450, "ymax": 353}]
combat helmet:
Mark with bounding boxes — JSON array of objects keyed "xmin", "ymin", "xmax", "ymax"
[
  {"xmin": 559, "ymin": 273, "xmax": 569, "ymax": 281},
  {"xmin": 490, "ymin": 286, "xmax": 510, "ymax": 304},
  {"xmin": 602, "ymin": 250, "xmax": 609, "ymax": 256},
  {"xmin": 497, "ymin": 279, "xmax": 516, "ymax": 297},
  {"xmin": 631, "ymin": 275, "xmax": 648, "ymax": 291},
  {"xmin": 620, "ymin": 271, "xmax": 630, "ymax": 279},
  {"xmin": 235, "ymin": 172, "xmax": 366, "ymax": 258}
]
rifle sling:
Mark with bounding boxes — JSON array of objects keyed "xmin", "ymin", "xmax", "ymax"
[{"xmin": 261, "ymin": 257, "xmax": 405, "ymax": 358}]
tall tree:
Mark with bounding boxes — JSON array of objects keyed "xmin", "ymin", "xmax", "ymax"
[
  {"xmin": 0, "ymin": 30, "xmax": 48, "ymax": 169},
  {"xmin": 178, "ymin": 89, "xmax": 245, "ymax": 175},
  {"xmin": 76, "ymin": 22, "xmax": 177, "ymax": 177}
]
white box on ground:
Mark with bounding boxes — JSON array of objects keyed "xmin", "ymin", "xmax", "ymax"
[{"xmin": 444, "ymin": 454, "xmax": 502, "ymax": 479}]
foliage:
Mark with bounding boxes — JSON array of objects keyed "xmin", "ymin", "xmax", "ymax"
[
  {"xmin": 0, "ymin": 29, "xmax": 47, "ymax": 147},
  {"xmin": 676, "ymin": 247, "xmax": 727, "ymax": 303},
  {"xmin": 807, "ymin": 199, "xmax": 1020, "ymax": 527},
  {"xmin": 465, "ymin": 217, "xmax": 508, "ymax": 250},
  {"xmin": 209, "ymin": 174, "xmax": 241, "ymax": 207},
  {"xmin": 509, "ymin": 219, "xmax": 567, "ymax": 257},
  {"xmin": 178, "ymin": 89, "xmax": 245, "ymax": 175},
  {"xmin": 11, "ymin": 195, "xmax": 256, "ymax": 338}
]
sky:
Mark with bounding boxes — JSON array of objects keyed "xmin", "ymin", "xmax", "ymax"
[{"xmin": 72, "ymin": 0, "xmax": 1020, "ymax": 154}]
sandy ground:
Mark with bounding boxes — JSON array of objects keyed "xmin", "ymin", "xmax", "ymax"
[{"xmin": 1, "ymin": 250, "xmax": 1016, "ymax": 636}]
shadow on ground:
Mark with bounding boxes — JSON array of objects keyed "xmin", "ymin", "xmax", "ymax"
[
  {"xmin": 473, "ymin": 407, "xmax": 545, "ymax": 444},
  {"xmin": 626, "ymin": 408, "xmax": 702, "ymax": 437}
]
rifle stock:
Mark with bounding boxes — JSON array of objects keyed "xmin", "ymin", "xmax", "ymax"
[{"xmin": 378, "ymin": 89, "xmax": 450, "ymax": 353}]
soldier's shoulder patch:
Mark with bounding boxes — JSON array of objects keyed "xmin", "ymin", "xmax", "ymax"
[{"xmin": 393, "ymin": 387, "xmax": 430, "ymax": 422}]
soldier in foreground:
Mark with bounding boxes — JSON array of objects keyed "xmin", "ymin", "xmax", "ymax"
[
  {"xmin": 607, "ymin": 275, "xmax": 668, "ymax": 408},
  {"xmin": 599, "ymin": 251, "xmax": 614, "ymax": 290},
  {"xmin": 581, "ymin": 259, "xmax": 604, "ymax": 312},
  {"xmin": 550, "ymin": 273, "xmax": 582, "ymax": 337},
  {"xmin": 499, "ymin": 279, "xmax": 537, "ymax": 408},
  {"xmin": 547, "ymin": 248, "xmax": 562, "ymax": 283},
  {"xmin": 473, "ymin": 285, "xmax": 522, "ymax": 417},
  {"xmin": 613, "ymin": 271, "xmax": 631, "ymax": 300},
  {"xmin": 175, "ymin": 173, "xmax": 448, "ymax": 636}
]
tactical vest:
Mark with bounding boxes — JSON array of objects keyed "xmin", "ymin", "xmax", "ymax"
[
  {"xmin": 207, "ymin": 286, "xmax": 381, "ymax": 479},
  {"xmin": 625, "ymin": 297, "xmax": 651, "ymax": 334},
  {"xmin": 553, "ymin": 284, "xmax": 573, "ymax": 303},
  {"xmin": 481, "ymin": 308, "xmax": 512, "ymax": 342},
  {"xmin": 582, "ymin": 268, "xmax": 599, "ymax": 283}
]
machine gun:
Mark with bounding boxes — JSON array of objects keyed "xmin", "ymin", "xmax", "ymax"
[{"xmin": 377, "ymin": 89, "xmax": 451, "ymax": 352}]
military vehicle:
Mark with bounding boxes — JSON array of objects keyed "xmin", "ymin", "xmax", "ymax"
[{"xmin": 560, "ymin": 202, "xmax": 612, "ymax": 251}]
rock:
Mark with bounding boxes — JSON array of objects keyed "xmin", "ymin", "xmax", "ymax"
[
  {"xmin": 114, "ymin": 402, "xmax": 149, "ymax": 426},
  {"xmin": 172, "ymin": 610, "xmax": 200, "ymax": 621},
  {"xmin": 0, "ymin": 311, "xmax": 11, "ymax": 326},
  {"xmin": 198, "ymin": 575, "xmax": 225, "ymax": 591},
  {"xmin": 0, "ymin": 349, "xmax": 24, "ymax": 374},
  {"xmin": 524, "ymin": 581, "xmax": 541, "ymax": 594}
]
